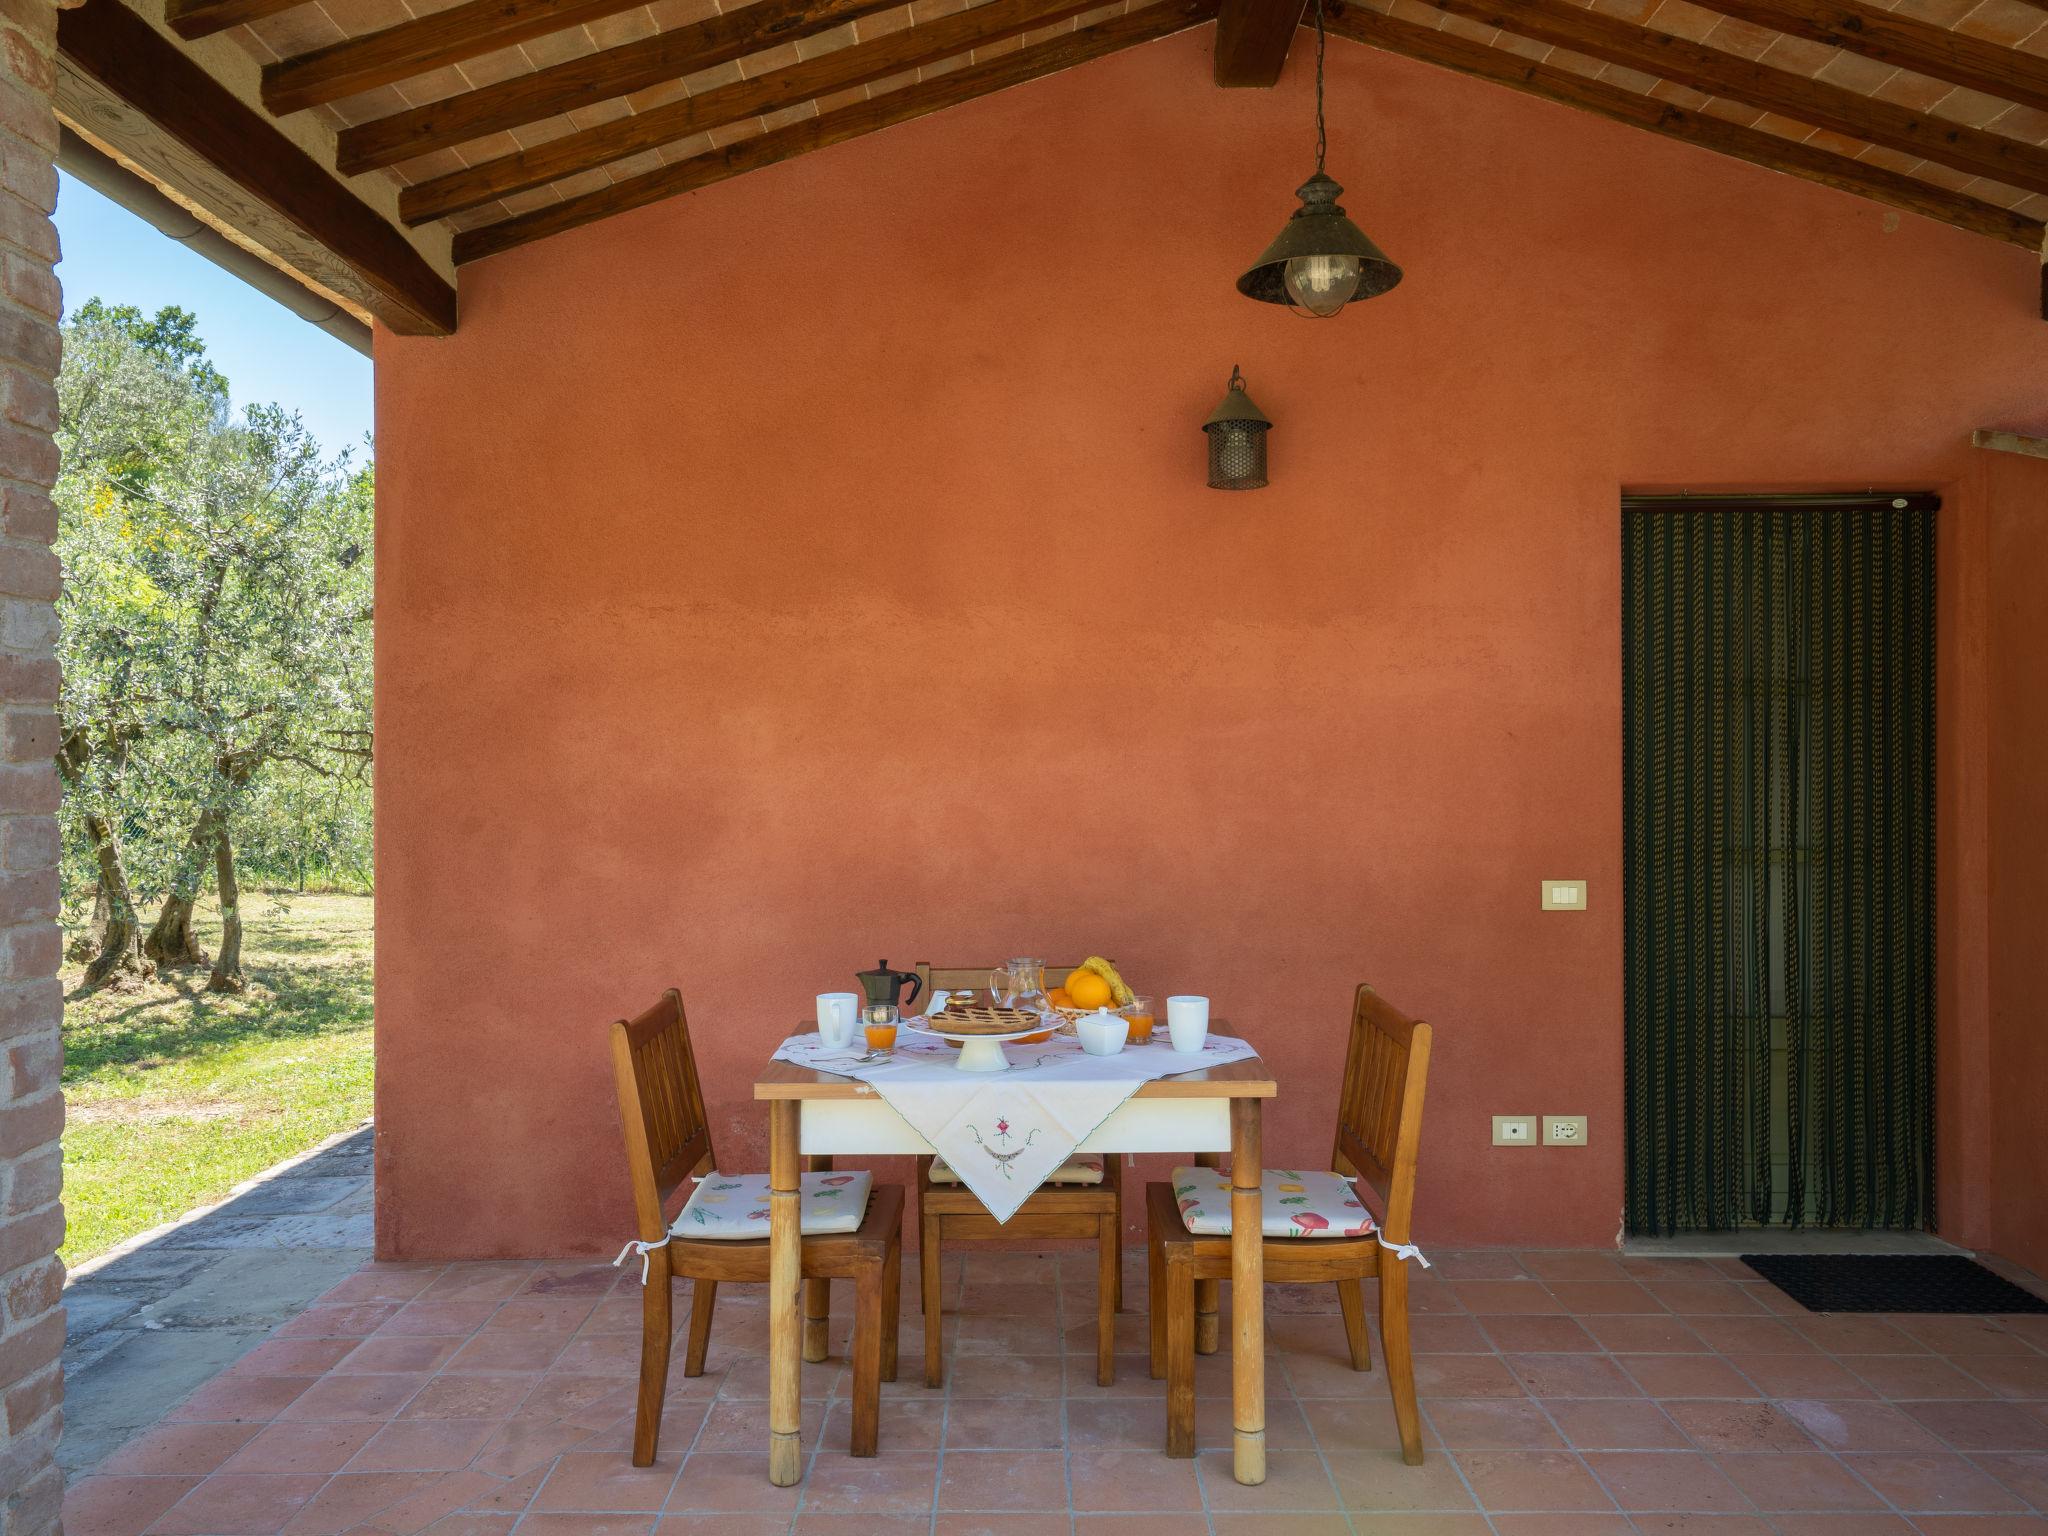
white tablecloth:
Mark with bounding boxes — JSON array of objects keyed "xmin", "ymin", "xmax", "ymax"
[{"xmin": 771, "ymin": 1028, "xmax": 1258, "ymax": 1221}]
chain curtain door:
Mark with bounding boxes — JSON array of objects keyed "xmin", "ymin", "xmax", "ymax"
[{"xmin": 1622, "ymin": 495, "xmax": 1936, "ymax": 1236}]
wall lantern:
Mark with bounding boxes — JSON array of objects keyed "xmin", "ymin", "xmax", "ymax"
[
  {"xmin": 1237, "ymin": 0, "xmax": 1402, "ymax": 317},
  {"xmin": 1203, "ymin": 366, "xmax": 1271, "ymax": 490}
]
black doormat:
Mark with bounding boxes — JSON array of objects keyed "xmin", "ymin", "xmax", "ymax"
[{"xmin": 1741, "ymin": 1253, "xmax": 2048, "ymax": 1314}]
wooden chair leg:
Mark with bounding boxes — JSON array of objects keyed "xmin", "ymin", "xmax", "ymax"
[
  {"xmin": 1148, "ymin": 1228, "xmax": 1166, "ymax": 1381},
  {"xmin": 803, "ymin": 1157, "xmax": 832, "ymax": 1364},
  {"xmin": 921, "ymin": 1210, "xmax": 944, "ymax": 1389},
  {"xmin": 1380, "ymin": 1261, "xmax": 1424, "ymax": 1466},
  {"xmin": 1192, "ymin": 1151, "xmax": 1221, "ymax": 1354},
  {"xmin": 881, "ymin": 1240, "xmax": 901, "ymax": 1384},
  {"xmin": 683, "ymin": 1276, "xmax": 716, "ymax": 1378},
  {"xmin": 631, "ymin": 1246, "xmax": 674, "ymax": 1467},
  {"xmin": 1096, "ymin": 1211, "xmax": 1116, "ymax": 1388},
  {"xmin": 849, "ymin": 1263, "xmax": 884, "ymax": 1458},
  {"xmin": 1165, "ymin": 1253, "xmax": 1196, "ymax": 1458},
  {"xmin": 1112, "ymin": 1160, "xmax": 1125, "ymax": 1312},
  {"xmin": 1337, "ymin": 1277, "xmax": 1372, "ymax": 1372}
]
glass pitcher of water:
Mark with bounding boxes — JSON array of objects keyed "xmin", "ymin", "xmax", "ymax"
[{"xmin": 990, "ymin": 957, "xmax": 1047, "ymax": 1010}]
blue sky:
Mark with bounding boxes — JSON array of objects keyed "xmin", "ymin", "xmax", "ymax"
[{"xmin": 54, "ymin": 172, "xmax": 375, "ymax": 458}]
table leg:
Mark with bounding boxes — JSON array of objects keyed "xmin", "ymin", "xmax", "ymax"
[
  {"xmin": 768, "ymin": 1100, "xmax": 803, "ymax": 1486},
  {"xmin": 1192, "ymin": 1150, "xmax": 1222, "ymax": 1354},
  {"xmin": 1230, "ymin": 1097, "xmax": 1265, "ymax": 1486}
]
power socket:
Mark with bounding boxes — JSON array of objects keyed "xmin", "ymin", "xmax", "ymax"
[
  {"xmin": 1543, "ymin": 1114, "xmax": 1588, "ymax": 1147},
  {"xmin": 1492, "ymin": 1115, "xmax": 1538, "ymax": 1147}
]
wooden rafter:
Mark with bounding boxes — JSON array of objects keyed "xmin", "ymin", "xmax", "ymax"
[
  {"xmin": 335, "ymin": 0, "xmax": 904, "ymax": 174},
  {"xmin": 1675, "ymin": 0, "xmax": 2048, "ymax": 118},
  {"xmin": 57, "ymin": 0, "xmax": 455, "ymax": 334},
  {"xmin": 401, "ymin": 0, "xmax": 1116, "ymax": 224},
  {"xmin": 165, "ymin": 0, "xmax": 305, "ymax": 41},
  {"xmin": 1323, "ymin": 1, "xmax": 2042, "ymax": 249},
  {"xmin": 1214, "ymin": 0, "xmax": 1307, "ymax": 85},
  {"xmin": 264, "ymin": 0, "xmax": 658, "ymax": 116},
  {"xmin": 454, "ymin": 0, "xmax": 1220, "ymax": 263},
  {"xmin": 1414, "ymin": 0, "xmax": 2048, "ymax": 200}
]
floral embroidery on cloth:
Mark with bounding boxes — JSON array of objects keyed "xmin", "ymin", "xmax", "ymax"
[
  {"xmin": 1170, "ymin": 1166, "xmax": 1378, "ymax": 1239},
  {"xmin": 674, "ymin": 1171, "xmax": 873, "ymax": 1240},
  {"xmin": 931, "ymin": 1153, "xmax": 1105, "ymax": 1185}
]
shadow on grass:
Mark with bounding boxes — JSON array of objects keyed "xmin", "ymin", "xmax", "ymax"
[{"xmin": 62, "ymin": 959, "xmax": 372, "ymax": 1082}]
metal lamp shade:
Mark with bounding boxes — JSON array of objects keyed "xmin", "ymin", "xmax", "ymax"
[
  {"xmin": 1238, "ymin": 171, "xmax": 1402, "ymax": 312},
  {"xmin": 1203, "ymin": 367, "xmax": 1271, "ymax": 491}
]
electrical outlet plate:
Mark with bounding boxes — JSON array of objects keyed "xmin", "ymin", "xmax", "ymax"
[
  {"xmin": 1541, "ymin": 879, "xmax": 1588, "ymax": 911},
  {"xmin": 1492, "ymin": 1115, "xmax": 1538, "ymax": 1147},
  {"xmin": 1543, "ymin": 1114, "xmax": 1588, "ymax": 1147}
]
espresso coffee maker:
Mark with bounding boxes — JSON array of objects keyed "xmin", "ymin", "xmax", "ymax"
[{"xmin": 854, "ymin": 960, "xmax": 922, "ymax": 1024}]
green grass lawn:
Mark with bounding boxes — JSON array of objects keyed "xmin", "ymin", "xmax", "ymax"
[{"xmin": 61, "ymin": 891, "xmax": 374, "ymax": 1266}]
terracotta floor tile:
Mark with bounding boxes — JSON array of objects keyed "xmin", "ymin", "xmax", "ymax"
[
  {"xmin": 230, "ymin": 1338, "xmax": 364, "ymax": 1376},
  {"xmin": 62, "ymin": 1477, "xmax": 202, "ymax": 1536},
  {"xmin": 1194, "ymin": 1396, "xmax": 1318, "ymax": 1451},
  {"xmin": 1847, "ymin": 1354, "xmax": 1996, "ymax": 1400},
  {"xmin": 515, "ymin": 1374, "xmax": 636, "ymax": 1426},
  {"xmin": 1908, "ymin": 1400, "xmax": 2048, "ymax": 1452},
  {"xmin": 1619, "ymin": 1259, "xmax": 1724, "ymax": 1283},
  {"xmin": 323, "ymin": 1267, "xmax": 445, "ymax": 1305},
  {"xmin": 1788, "ymin": 1315, "xmax": 1926, "ymax": 1354},
  {"xmin": 1766, "ymin": 1517, "xmax": 1918, "ymax": 1535},
  {"xmin": 1683, "ymin": 1317, "xmax": 1813, "ymax": 1355},
  {"xmin": 1424, "ymin": 1396, "xmax": 1566, "ymax": 1449},
  {"xmin": 946, "ymin": 1354, "xmax": 1065, "ymax": 1397},
  {"xmin": 1282, "ymin": 1348, "xmax": 1395, "ymax": 1397},
  {"xmin": 377, "ymin": 1301, "xmax": 503, "ymax": 1337},
  {"xmin": 1066, "ymin": 1449, "xmax": 1203, "ymax": 1511},
  {"xmin": 1582, "ymin": 1316, "xmax": 1709, "ymax": 1354},
  {"xmin": 221, "ymin": 1421, "xmax": 380, "ymax": 1475},
  {"xmin": 1710, "ymin": 1451, "xmax": 1884, "ymax": 1510},
  {"xmin": 1509, "ymin": 1353, "xmax": 1643, "ymax": 1398},
  {"xmin": 1063, "ymin": 1397, "xmax": 1168, "ymax": 1450},
  {"xmin": 1973, "ymin": 1451, "xmax": 2048, "ymax": 1508},
  {"xmin": 340, "ymin": 1336, "xmax": 466, "ymax": 1374},
  {"xmin": 1582, "ymin": 1450, "xmax": 1754, "ymax": 1512},
  {"xmin": 652, "ymin": 1517, "xmax": 789, "ymax": 1535},
  {"xmin": 445, "ymin": 1332, "xmax": 572, "ymax": 1373},
  {"xmin": 470, "ymin": 1417, "xmax": 600, "ymax": 1479},
  {"xmin": 1452, "ymin": 1448, "xmax": 1614, "ymax": 1510},
  {"xmin": 507, "ymin": 1517, "xmax": 654, "ymax": 1536},
  {"xmin": 281, "ymin": 1472, "xmax": 445, "ymax": 1535},
  {"xmin": 1450, "ymin": 1281, "xmax": 1566, "ymax": 1315},
  {"xmin": 943, "ymin": 1397, "xmax": 1065, "ymax": 1450},
  {"xmin": 1843, "ymin": 1451, "xmax": 2030, "ymax": 1512},
  {"xmin": 1071, "ymin": 1518, "xmax": 1221, "ymax": 1536},
  {"xmin": 661, "ymin": 1454, "xmax": 799, "ymax": 1514},
  {"xmin": 1413, "ymin": 1354, "xmax": 1525, "ymax": 1397},
  {"xmin": 1481, "ymin": 1315, "xmax": 1600, "ymax": 1353},
  {"xmin": 1545, "ymin": 1282, "xmax": 1667, "ymax": 1315},
  {"xmin": 1965, "ymin": 1357, "xmax": 2048, "ymax": 1400},
  {"xmin": 400, "ymin": 1373, "xmax": 542, "ymax": 1419},
  {"xmin": 144, "ymin": 1473, "xmax": 329, "ymax": 1535},
  {"xmin": 533, "ymin": 1451, "xmax": 682, "ymax": 1511},
  {"xmin": 1720, "ymin": 1353, "xmax": 1875, "ymax": 1400},
  {"xmin": 1781, "ymin": 1398, "xmax": 1946, "ymax": 1452},
  {"xmin": 1408, "ymin": 1314, "xmax": 1492, "ymax": 1353},
  {"xmin": 1208, "ymin": 1515, "xmax": 1359, "ymax": 1536},
  {"xmin": 1491, "ymin": 1516, "xmax": 1634, "ymax": 1535},
  {"xmin": 97, "ymin": 1423, "xmax": 262, "ymax": 1478},
  {"xmin": 1621, "ymin": 1355, "xmax": 1760, "ymax": 1398},
  {"xmin": 790, "ymin": 1517, "xmax": 929, "ymax": 1536},
  {"xmin": 167, "ymin": 1373, "xmax": 314, "ymax": 1423},
  {"xmin": 277, "ymin": 1372, "xmax": 431, "ymax": 1422},
  {"xmin": 1643, "ymin": 1283, "xmax": 1767, "ymax": 1316},
  {"xmin": 348, "ymin": 1418, "xmax": 498, "ymax": 1472},
  {"xmin": 1197, "ymin": 1448, "xmax": 1340, "ymax": 1510},
  {"xmin": 1302, "ymin": 1396, "xmax": 1438, "ymax": 1453},
  {"xmin": 1660, "ymin": 1399, "xmax": 1818, "ymax": 1453},
  {"xmin": 277, "ymin": 1303, "xmax": 405, "ymax": 1339},
  {"xmin": 1547, "ymin": 1398, "xmax": 1692, "ymax": 1451},
  {"xmin": 936, "ymin": 1449, "xmax": 1070, "ymax": 1511},
  {"xmin": 1903, "ymin": 1517, "xmax": 2048, "ymax": 1535},
  {"xmin": 1325, "ymin": 1449, "xmax": 1477, "ymax": 1511},
  {"xmin": 1894, "ymin": 1317, "xmax": 2043, "ymax": 1356},
  {"xmin": 1436, "ymin": 1252, "xmax": 1535, "ymax": 1280},
  {"xmin": 1519, "ymin": 1251, "xmax": 1631, "ymax": 1283},
  {"xmin": 789, "ymin": 1453, "xmax": 938, "ymax": 1515}
]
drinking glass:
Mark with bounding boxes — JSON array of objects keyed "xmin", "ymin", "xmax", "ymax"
[{"xmin": 1125, "ymin": 994, "xmax": 1155, "ymax": 1045}]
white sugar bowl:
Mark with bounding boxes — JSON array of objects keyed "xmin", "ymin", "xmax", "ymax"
[{"xmin": 1076, "ymin": 1008, "xmax": 1127, "ymax": 1057}]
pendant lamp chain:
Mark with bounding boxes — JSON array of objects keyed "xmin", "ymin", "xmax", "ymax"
[{"xmin": 1312, "ymin": 0, "xmax": 1328, "ymax": 175}]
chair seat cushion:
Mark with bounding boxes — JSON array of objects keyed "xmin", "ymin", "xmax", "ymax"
[
  {"xmin": 931, "ymin": 1153, "xmax": 1105, "ymax": 1186},
  {"xmin": 675, "ymin": 1171, "xmax": 872, "ymax": 1240},
  {"xmin": 1169, "ymin": 1166, "xmax": 1378, "ymax": 1239}
]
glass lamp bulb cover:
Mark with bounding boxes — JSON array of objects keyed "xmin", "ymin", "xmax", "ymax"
[{"xmin": 1284, "ymin": 253, "xmax": 1362, "ymax": 317}]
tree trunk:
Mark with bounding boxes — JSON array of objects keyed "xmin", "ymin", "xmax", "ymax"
[
  {"xmin": 146, "ymin": 807, "xmax": 220, "ymax": 967},
  {"xmin": 207, "ymin": 828, "xmax": 244, "ymax": 993},
  {"xmin": 67, "ymin": 875, "xmax": 108, "ymax": 964},
  {"xmin": 81, "ymin": 813, "xmax": 153, "ymax": 988}
]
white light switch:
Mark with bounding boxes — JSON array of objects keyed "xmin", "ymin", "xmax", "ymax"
[{"xmin": 1542, "ymin": 880, "xmax": 1587, "ymax": 911}]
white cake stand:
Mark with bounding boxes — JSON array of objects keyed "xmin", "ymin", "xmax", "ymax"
[{"xmin": 901, "ymin": 1019, "xmax": 1051, "ymax": 1073}]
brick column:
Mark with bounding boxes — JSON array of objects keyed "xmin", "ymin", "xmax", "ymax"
[{"xmin": 0, "ymin": 0, "xmax": 65, "ymax": 1530}]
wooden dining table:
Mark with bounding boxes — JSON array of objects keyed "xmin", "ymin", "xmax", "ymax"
[{"xmin": 753, "ymin": 1041, "xmax": 1278, "ymax": 1485}]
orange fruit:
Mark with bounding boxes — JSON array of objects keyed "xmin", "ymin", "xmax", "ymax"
[
  {"xmin": 1047, "ymin": 987, "xmax": 1073, "ymax": 1008},
  {"xmin": 1066, "ymin": 971, "xmax": 1114, "ymax": 1010}
]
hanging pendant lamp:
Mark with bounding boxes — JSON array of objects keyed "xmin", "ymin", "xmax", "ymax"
[{"xmin": 1237, "ymin": 0, "xmax": 1402, "ymax": 317}]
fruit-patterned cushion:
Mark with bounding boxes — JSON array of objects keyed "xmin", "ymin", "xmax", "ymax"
[
  {"xmin": 674, "ymin": 1171, "xmax": 871, "ymax": 1240},
  {"xmin": 1168, "ymin": 1166, "xmax": 1379, "ymax": 1239},
  {"xmin": 931, "ymin": 1154, "xmax": 1105, "ymax": 1186}
]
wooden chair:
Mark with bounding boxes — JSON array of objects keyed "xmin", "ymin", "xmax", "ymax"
[
  {"xmin": 911, "ymin": 961, "xmax": 1126, "ymax": 1388},
  {"xmin": 609, "ymin": 988, "xmax": 903, "ymax": 1465},
  {"xmin": 1147, "ymin": 983, "xmax": 1433, "ymax": 1464}
]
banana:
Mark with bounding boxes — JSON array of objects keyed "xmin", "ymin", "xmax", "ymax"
[{"xmin": 1080, "ymin": 956, "xmax": 1134, "ymax": 1007}]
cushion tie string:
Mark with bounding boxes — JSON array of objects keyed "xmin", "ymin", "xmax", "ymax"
[
  {"xmin": 1376, "ymin": 1233, "xmax": 1431, "ymax": 1268},
  {"xmin": 614, "ymin": 1236, "xmax": 669, "ymax": 1284}
]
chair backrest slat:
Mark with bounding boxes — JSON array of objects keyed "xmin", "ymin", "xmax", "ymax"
[
  {"xmin": 917, "ymin": 961, "xmax": 1096, "ymax": 996},
  {"xmin": 1331, "ymin": 983, "xmax": 1433, "ymax": 1244},
  {"xmin": 610, "ymin": 989, "xmax": 716, "ymax": 1242}
]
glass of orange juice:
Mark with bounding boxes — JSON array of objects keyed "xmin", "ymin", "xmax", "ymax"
[
  {"xmin": 864, "ymin": 1003, "xmax": 899, "ymax": 1052},
  {"xmin": 1125, "ymin": 995, "xmax": 1155, "ymax": 1044}
]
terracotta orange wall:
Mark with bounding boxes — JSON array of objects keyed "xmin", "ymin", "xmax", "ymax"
[
  {"xmin": 1983, "ymin": 450, "xmax": 2048, "ymax": 1276},
  {"xmin": 373, "ymin": 27, "xmax": 2048, "ymax": 1259}
]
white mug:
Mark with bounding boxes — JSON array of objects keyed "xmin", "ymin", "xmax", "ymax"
[
  {"xmin": 1166, "ymin": 995, "xmax": 1210, "ymax": 1053},
  {"xmin": 816, "ymin": 992, "xmax": 858, "ymax": 1048}
]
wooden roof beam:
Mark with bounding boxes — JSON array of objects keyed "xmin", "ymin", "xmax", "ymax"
[
  {"xmin": 403, "ymin": 0, "xmax": 1115, "ymax": 224},
  {"xmin": 1410, "ymin": 0, "xmax": 2048, "ymax": 200},
  {"xmin": 336, "ymin": 0, "xmax": 905, "ymax": 174},
  {"xmin": 1323, "ymin": 0, "xmax": 2042, "ymax": 249},
  {"xmin": 166, "ymin": 0, "xmax": 309, "ymax": 41},
  {"xmin": 454, "ymin": 0, "xmax": 1220, "ymax": 263},
  {"xmin": 57, "ymin": 0, "xmax": 455, "ymax": 334},
  {"xmin": 1214, "ymin": 0, "xmax": 1307, "ymax": 85},
  {"xmin": 1675, "ymin": 0, "xmax": 2048, "ymax": 118},
  {"xmin": 264, "ymin": 0, "xmax": 666, "ymax": 116}
]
